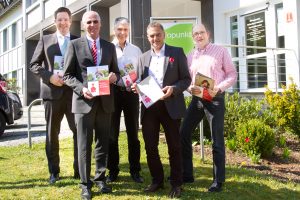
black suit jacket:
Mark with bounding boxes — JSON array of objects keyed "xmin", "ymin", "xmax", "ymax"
[
  {"xmin": 63, "ymin": 36, "xmax": 120, "ymax": 114},
  {"xmin": 29, "ymin": 33, "xmax": 78, "ymax": 100},
  {"xmin": 137, "ymin": 44, "xmax": 191, "ymax": 120}
]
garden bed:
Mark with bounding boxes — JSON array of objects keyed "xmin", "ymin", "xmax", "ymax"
[{"xmin": 194, "ymin": 136, "xmax": 300, "ymax": 183}]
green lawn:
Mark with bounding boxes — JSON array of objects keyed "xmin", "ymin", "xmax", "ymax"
[{"xmin": 0, "ymin": 132, "xmax": 299, "ymax": 200}]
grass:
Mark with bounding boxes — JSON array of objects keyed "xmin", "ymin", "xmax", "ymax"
[{"xmin": 0, "ymin": 132, "xmax": 299, "ymax": 200}]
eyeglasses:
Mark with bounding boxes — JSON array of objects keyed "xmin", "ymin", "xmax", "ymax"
[
  {"xmin": 86, "ymin": 20, "xmax": 99, "ymax": 24},
  {"xmin": 193, "ymin": 31, "xmax": 206, "ymax": 37}
]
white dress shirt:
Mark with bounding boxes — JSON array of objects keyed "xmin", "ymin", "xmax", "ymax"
[
  {"xmin": 86, "ymin": 35, "xmax": 101, "ymax": 65},
  {"xmin": 149, "ymin": 44, "xmax": 166, "ymax": 87}
]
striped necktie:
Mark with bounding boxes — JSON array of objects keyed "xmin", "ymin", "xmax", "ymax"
[{"xmin": 91, "ymin": 40, "xmax": 97, "ymax": 65}]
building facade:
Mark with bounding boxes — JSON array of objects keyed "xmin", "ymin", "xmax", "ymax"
[{"xmin": 0, "ymin": 0, "xmax": 299, "ymax": 105}]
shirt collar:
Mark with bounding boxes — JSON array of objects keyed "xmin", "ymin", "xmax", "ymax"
[
  {"xmin": 112, "ymin": 38, "xmax": 128, "ymax": 47},
  {"xmin": 151, "ymin": 44, "xmax": 165, "ymax": 57},
  {"xmin": 56, "ymin": 31, "xmax": 70, "ymax": 39},
  {"xmin": 86, "ymin": 35, "xmax": 100, "ymax": 43},
  {"xmin": 198, "ymin": 42, "xmax": 212, "ymax": 52}
]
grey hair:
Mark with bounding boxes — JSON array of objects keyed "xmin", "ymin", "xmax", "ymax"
[
  {"xmin": 147, "ymin": 22, "xmax": 164, "ymax": 32},
  {"xmin": 114, "ymin": 17, "xmax": 130, "ymax": 29},
  {"xmin": 82, "ymin": 11, "xmax": 101, "ymax": 23}
]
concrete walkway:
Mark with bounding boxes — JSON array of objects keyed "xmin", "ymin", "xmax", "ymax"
[{"xmin": 0, "ymin": 105, "xmax": 126, "ymax": 147}]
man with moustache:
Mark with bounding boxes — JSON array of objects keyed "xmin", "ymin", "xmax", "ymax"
[
  {"xmin": 63, "ymin": 11, "xmax": 119, "ymax": 200},
  {"xmin": 131, "ymin": 22, "xmax": 191, "ymax": 198},
  {"xmin": 29, "ymin": 7, "xmax": 79, "ymax": 184}
]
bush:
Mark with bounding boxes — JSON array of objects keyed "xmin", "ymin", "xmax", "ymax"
[
  {"xmin": 6, "ymin": 78, "xmax": 20, "ymax": 93},
  {"xmin": 265, "ymin": 80, "xmax": 300, "ymax": 138},
  {"xmin": 224, "ymin": 93, "xmax": 264, "ymax": 139},
  {"xmin": 236, "ymin": 119, "xmax": 275, "ymax": 158}
]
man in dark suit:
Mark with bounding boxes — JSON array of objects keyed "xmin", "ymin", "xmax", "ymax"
[
  {"xmin": 131, "ymin": 22, "xmax": 191, "ymax": 199},
  {"xmin": 63, "ymin": 11, "xmax": 119, "ymax": 200},
  {"xmin": 29, "ymin": 7, "xmax": 79, "ymax": 184}
]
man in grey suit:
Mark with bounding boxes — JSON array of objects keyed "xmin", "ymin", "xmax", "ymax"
[
  {"xmin": 131, "ymin": 22, "xmax": 191, "ymax": 199},
  {"xmin": 29, "ymin": 7, "xmax": 79, "ymax": 184},
  {"xmin": 63, "ymin": 11, "xmax": 119, "ymax": 200}
]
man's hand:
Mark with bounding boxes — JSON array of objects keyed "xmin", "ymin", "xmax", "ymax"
[
  {"xmin": 189, "ymin": 85, "xmax": 202, "ymax": 96},
  {"xmin": 82, "ymin": 87, "xmax": 93, "ymax": 99},
  {"xmin": 108, "ymin": 72, "xmax": 117, "ymax": 84},
  {"xmin": 161, "ymin": 86, "xmax": 173, "ymax": 100},
  {"xmin": 50, "ymin": 74, "xmax": 64, "ymax": 86},
  {"xmin": 131, "ymin": 83, "xmax": 138, "ymax": 93}
]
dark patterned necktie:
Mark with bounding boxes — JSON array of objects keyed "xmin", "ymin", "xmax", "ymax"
[{"xmin": 91, "ymin": 40, "xmax": 97, "ymax": 65}]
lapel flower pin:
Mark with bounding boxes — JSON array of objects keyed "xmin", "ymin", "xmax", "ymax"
[{"xmin": 169, "ymin": 57, "xmax": 175, "ymax": 63}]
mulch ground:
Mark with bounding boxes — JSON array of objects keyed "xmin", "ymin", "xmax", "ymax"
[{"xmin": 194, "ymin": 136, "xmax": 300, "ymax": 183}]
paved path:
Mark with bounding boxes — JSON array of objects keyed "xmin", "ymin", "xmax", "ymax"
[{"xmin": 0, "ymin": 105, "xmax": 126, "ymax": 147}]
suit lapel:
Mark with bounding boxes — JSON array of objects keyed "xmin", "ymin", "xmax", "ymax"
[
  {"xmin": 163, "ymin": 44, "xmax": 170, "ymax": 78},
  {"xmin": 81, "ymin": 36, "xmax": 94, "ymax": 65}
]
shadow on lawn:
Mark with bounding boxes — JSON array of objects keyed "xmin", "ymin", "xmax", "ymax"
[
  {"xmin": 0, "ymin": 176, "xmax": 76, "ymax": 190},
  {"xmin": 105, "ymin": 163, "xmax": 300, "ymax": 199}
]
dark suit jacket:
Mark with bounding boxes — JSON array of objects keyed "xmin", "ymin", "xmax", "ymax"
[
  {"xmin": 29, "ymin": 33, "xmax": 78, "ymax": 100},
  {"xmin": 63, "ymin": 36, "xmax": 120, "ymax": 114},
  {"xmin": 137, "ymin": 44, "xmax": 191, "ymax": 120}
]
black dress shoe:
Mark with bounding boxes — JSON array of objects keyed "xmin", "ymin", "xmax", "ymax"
[
  {"xmin": 183, "ymin": 176, "xmax": 194, "ymax": 183},
  {"xmin": 81, "ymin": 188, "xmax": 92, "ymax": 200},
  {"xmin": 97, "ymin": 181, "xmax": 112, "ymax": 193},
  {"xmin": 144, "ymin": 183, "xmax": 164, "ymax": 193},
  {"xmin": 106, "ymin": 173, "xmax": 118, "ymax": 183},
  {"xmin": 169, "ymin": 186, "xmax": 182, "ymax": 198},
  {"xmin": 49, "ymin": 174, "xmax": 59, "ymax": 184},
  {"xmin": 131, "ymin": 172, "xmax": 144, "ymax": 183},
  {"xmin": 74, "ymin": 171, "xmax": 80, "ymax": 179},
  {"xmin": 208, "ymin": 181, "xmax": 222, "ymax": 192}
]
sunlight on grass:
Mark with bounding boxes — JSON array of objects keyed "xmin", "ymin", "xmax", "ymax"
[{"xmin": 0, "ymin": 132, "xmax": 299, "ymax": 200}]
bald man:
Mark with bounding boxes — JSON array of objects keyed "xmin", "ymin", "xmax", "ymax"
[{"xmin": 63, "ymin": 11, "xmax": 120, "ymax": 200}]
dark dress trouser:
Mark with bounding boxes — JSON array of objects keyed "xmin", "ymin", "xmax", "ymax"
[
  {"xmin": 75, "ymin": 99, "xmax": 111, "ymax": 189},
  {"xmin": 44, "ymin": 87, "xmax": 78, "ymax": 175},
  {"xmin": 180, "ymin": 94, "xmax": 225, "ymax": 183},
  {"xmin": 142, "ymin": 100, "xmax": 183, "ymax": 187},
  {"xmin": 107, "ymin": 86, "xmax": 141, "ymax": 175}
]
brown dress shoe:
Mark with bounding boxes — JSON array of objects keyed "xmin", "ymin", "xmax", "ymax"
[
  {"xmin": 144, "ymin": 183, "xmax": 164, "ymax": 192},
  {"xmin": 169, "ymin": 186, "xmax": 182, "ymax": 198}
]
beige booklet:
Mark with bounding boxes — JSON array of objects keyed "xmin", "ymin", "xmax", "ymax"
[
  {"xmin": 136, "ymin": 75, "xmax": 164, "ymax": 108},
  {"xmin": 193, "ymin": 72, "xmax": 215, "ymax": 98}
]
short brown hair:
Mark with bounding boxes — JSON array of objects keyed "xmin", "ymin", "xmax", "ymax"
[{"xmin": 54, "ymin": 7, "xmax": 71, "ymax": 19}]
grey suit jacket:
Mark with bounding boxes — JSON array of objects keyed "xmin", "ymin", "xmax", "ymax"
[
  {"xmin": 29, "ymin": 33, "xmax": 78, "ymax": 100},
  {"xmin": 137, "ymin": 44, "xmax": 191, "ymax": 120},
  {"xmin": 63, "ymin": 36, "xmax": 120, "ymax": 114}
]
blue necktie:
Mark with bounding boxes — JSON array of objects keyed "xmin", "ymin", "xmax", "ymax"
[{"xmin": 61, "ymin": 36, "xmax": 69, "ymax": 57}]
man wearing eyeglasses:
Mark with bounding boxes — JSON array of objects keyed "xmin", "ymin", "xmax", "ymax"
[
  {"xmin": 29, "ymin": 7, "xmax": 79, "ymax": 185},
  {"xmin": 63, "ymin": 11, "xmax": 120, "ymax": 200}
]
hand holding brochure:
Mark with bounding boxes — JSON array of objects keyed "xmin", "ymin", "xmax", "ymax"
[
  {"xmin": 87, "ymin": 65, "xmax": 110, "ymax": 96},
  {"xmin": 136, "ymin": 76, "xmax": 164, "ymax": 108}
]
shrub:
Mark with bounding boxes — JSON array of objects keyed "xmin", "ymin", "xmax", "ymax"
[
  {"xmin": 6, "ymin": 78, "xmax": 20, "ymax": 93},
  {"xmin": 224, "ymin": 93, "xmax": 264, "ymax": 139},
  {"xmin": 226, "ymin": 138, "xmax": 237, "ymax": 152},
  {"xmin": 265, "ymin": 79, "xmax": 300, "ymax": 138},
  {"xmin": 236, "ymin": 119, "xmax": 275, "ymax": 158}
]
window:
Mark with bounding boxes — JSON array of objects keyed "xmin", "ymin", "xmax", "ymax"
[
  {"xmin": 275, "ymin": 3, "xmax": 286, "ymax": 88},
  {"xmin": 26, "ymin": 0, "xmax": 38, "ymax": 8},
  {"xmin": 11, "ymin": 23, "xmax": 17, "ymax": 48},
  {"xmin": 3, "ymin": 29, "xmax": 8, "ymax": 52},
  {"xmin": 247, "ymin": 57, "xmax": 267, "ymax": 88},
  {"xmin": 230, "ymin": 16, "xmax": 238, "ymax": 57}
]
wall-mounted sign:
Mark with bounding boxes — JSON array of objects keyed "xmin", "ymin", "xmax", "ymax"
[
  {"xmin": 150, "ymin": 17, "xmax": 198, "ymax": 55},
  {"xmin": 245, "ymin": 12, "xmax": 266, "ymax": 55},
  {"xmin": 286, "ymin": 12, "xmax": 293, "ymax": 23}
]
